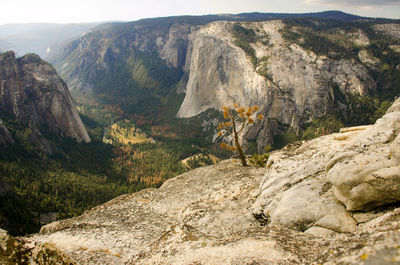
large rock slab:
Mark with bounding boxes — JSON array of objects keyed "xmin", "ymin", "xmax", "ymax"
[
  {"xmin": 252, "ymin": 97, "xmax": 400, "ymax": 233},
  {"xmin": 0, "ymin": 228, "xmax": 75, "ymax": 265},
  {"xmin": 327, "ymin": 110, "xmax": 400, "ymax": 211},
  {"xmin": 31, "ymin": 161, "xmax": 313, "ymax": 264},
  {"xmin": 24, "ymin": 159, "xmax": 400, "ymax": 264}
]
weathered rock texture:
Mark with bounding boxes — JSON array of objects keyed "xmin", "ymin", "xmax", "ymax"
[
  {"xmin": 0, "ymin": 228, "xmax": 76, "ymax": 265},
  {"xmin": 252, "ymin": 97, "xmax": 400, "ymax": 235},
  {"xmin": 0, "ymin": 51, "xmax": 90, "ymax": 151},
  {"xmin": 27, "ymin": 161, "xmax": 279, "ymax": 264},
  {"xmin": 374, "ymin": 23, "xmax": 400, "ymax": 39},
  {"xmin": 16, "ymin": 99, "xmax": 400, "ymax": 264}
]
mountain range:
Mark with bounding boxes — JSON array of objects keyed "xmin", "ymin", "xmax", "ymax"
[{"xmin": 47, "ymin": 11, "xmax": 400, "ymax": 152}]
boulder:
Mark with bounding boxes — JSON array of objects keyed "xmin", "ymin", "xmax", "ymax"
[
  {"xmin": 327, "ymin": 106, "xmax": 400, "ymax": 211},
  {"xmin": 252, "ymin": 97, "xmax": 400, "ymax": 232}
]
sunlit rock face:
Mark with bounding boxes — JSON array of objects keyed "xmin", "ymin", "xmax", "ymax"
[
  {"xmin": 178, "ymin": 20, "xmax": 377, "ymax": 150},
  {"xmin": 179, "ymin": 21, "xmax": 374, "ymax": 118},
  {"xmin": 0, "ymin": 51, "xmax": 90, "ymax": 152},
  {"xmin": 252, "ymin": 97, "xmax": 400, "ymax": 236}
]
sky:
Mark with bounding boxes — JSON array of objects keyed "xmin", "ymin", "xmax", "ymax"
[{"xmin": 0, "ymin": 0, "xmax": 399, "ymax": 25}]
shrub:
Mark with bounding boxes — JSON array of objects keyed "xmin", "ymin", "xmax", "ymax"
[{"xmin": 249, "ymin": 145, "xmax": 271, "ymax": 167}]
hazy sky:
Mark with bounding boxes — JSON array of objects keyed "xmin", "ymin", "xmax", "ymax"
[{"xmin": 1, "ymin": 0, "xmax": 399, "ymax": 25}]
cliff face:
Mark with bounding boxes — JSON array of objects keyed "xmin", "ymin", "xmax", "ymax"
[
  {"xmin": 50, "ymin": 16, "xmax": 400, "ymax": 149},
  {"xmin": 177, "ymin": 21, "xmax": 269, "ymax": 117},
  {"xmin": 12, "ymin": 97, "xmax": 400, "ymax": 264},
  {"xmin": 178, "ymin": 20, "xmax": 379, "ymax": 149},
  {"xmin": 0, "ymin": 51, "xmax": 90, "ymax": 152},
  {"xmin": 51, "ymin": 21, "xmax": 190, "ymax": 94}
]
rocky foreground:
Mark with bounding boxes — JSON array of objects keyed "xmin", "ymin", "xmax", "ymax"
[{"xmin": 1, "ymin": 97, "xmax": 400, "ymax": 264}]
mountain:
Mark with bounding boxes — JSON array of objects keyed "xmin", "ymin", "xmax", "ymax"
[
  {"xmin": 48, "ymin": 12, "xmax": 400, "ymax": 152},
  {"xmin": 0, "ymin": 51, "xmax": 90, "ymax": 153},
  {"xmin": 0, "ymin": 11, "xmax": 361, "ymax": 60},
  {"xmin": 2, "ymin": 97, "xmax": 399, "ymax": 264},
  {"xmin": 0, "ymin": 23, "xmax": 100, "ymax": 58}
]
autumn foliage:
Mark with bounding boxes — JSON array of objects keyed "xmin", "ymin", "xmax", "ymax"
[{"xmin": 217, "ymin": 104, "xmax": 263, "ymax": 166}]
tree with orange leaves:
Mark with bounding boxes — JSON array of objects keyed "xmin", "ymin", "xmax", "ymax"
[{"xmin": 217, "ymin": 104, "xmax": 263, "ymax": 166}]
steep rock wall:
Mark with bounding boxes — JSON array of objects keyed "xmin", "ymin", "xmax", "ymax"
[
  {"xmin": 178, "ymin": 21, "xmax": 377, "ymax": 149},
  {"xmin": 54, "ymin": 22, "xmax": 191, "ymax": 94},
  {"xmin": 177, "ymin": 22, "xmax": 268, "ymax": 117},
  {"xmin": 0, "ymin": 51, "xmax": 90, "ymax": 151}
]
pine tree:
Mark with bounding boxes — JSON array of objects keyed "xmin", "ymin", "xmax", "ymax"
[{"xmin": 217, "ymin": 104, "xmax": 263, "ymax": 166}]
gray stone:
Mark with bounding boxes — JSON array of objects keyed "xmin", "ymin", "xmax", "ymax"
[
  {"xmin": 0, "ymin": 51, "xmax": 90, "ymax": 152},
  {"xmin": 327, "ymin": 107, "xmax": 400, "ymax": 211},
  {"xmin": 253, "ymin": 98, "xmax": 400, "ymax": 233}
]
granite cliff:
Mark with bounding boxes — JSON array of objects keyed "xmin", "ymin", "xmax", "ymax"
[
  {"xmin": 0, "ymin": 51, "xmax": 90, "ymax": 152},
  {"xmin": 49, "ymin": 16, "xmax": 400, "ymax": 150},
  {"xmin": 1, "ymin": 97, "xmax": 398, "ymax": 264},
  {"xmin": 178, "ymin": 20, "xmax": 379, "ymax": 150}
]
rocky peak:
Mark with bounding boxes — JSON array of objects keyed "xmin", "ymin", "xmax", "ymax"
[
  {"xmin": 0, "ymin": 51, "xmax": 90, "ymax": 152},
  {"xmin": 19, "ymin": 53, "xmax": 42, "ymax": 64}
]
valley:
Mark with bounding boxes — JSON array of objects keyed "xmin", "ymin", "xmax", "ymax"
[{"xmin": 0, "ymin": 11, "xmax": 400, "ymax": 242}]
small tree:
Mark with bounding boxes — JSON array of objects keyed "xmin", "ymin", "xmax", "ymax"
[{"xmin": 217, "ymin": 104, "xmax": 263, "ymax": 166}]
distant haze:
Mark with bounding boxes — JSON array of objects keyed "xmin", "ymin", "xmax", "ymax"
[
  {"xmin": 0, "ymin": 23, "xmax": 100, "ymax": 58},
  {"xmin": 0, "ymin": 0, "xmax": 399, "ymax": 25}
]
